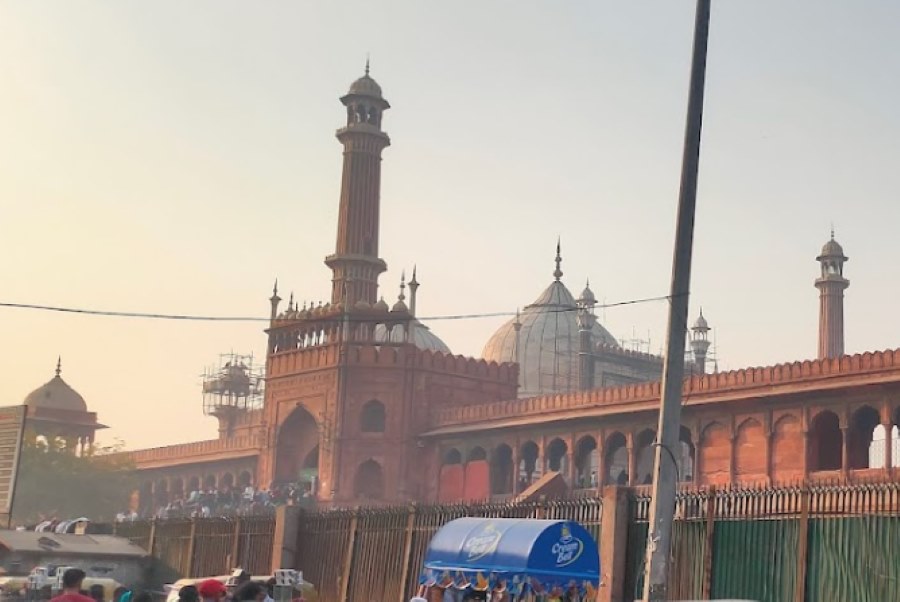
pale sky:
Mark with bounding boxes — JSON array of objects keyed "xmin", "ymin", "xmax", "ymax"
[{"xmin": 2, "ymin": 1, "xmax": 899, "ymax": 450}]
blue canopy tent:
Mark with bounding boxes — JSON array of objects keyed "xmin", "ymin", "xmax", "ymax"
[{"xmin": 420, "ymin": 518, "xmax": 600, "ymax": 598}]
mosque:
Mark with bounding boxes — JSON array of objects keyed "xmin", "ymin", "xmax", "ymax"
[{"xmin": 21, "ymin": 67, "xmax": 900, "ymax": 508}]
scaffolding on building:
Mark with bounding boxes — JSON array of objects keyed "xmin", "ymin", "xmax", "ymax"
[{"xmin": 201, "ymin": 352, "xmax": 264, "ymax": 418}]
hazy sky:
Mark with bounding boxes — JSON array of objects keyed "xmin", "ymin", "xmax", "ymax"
[{"xmin": 2, "ymin": 1, "xmax": 899, "ymax": 450}]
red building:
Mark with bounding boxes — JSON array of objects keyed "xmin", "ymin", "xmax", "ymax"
[{"xmin": 121, "ymin": 68, "xmax": 899, "ymax": 510}]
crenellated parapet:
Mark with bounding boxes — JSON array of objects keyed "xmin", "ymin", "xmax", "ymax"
[
  {"xmin": 414, "ymin": 349, "xmax": 519, "ymax": 385},
  {"xmin": 118, "ymin": 434, "xmax": 265, "ymax": 470},
  {"xmin": 428, "ymin": 348, "xmax": 900, "ymax": 429}
]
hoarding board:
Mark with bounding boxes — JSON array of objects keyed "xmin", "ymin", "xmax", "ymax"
[{"xmin": 0, "ymin": 405, "xmax": 28, "ymax": 525}]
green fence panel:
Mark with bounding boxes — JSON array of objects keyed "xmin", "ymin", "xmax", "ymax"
[
  {"xmin": 624, "ymin": 521, "xmax": 648, "ymax": 601},
  {"xmin": 668, "ymin": 521, "xmax": 707, "ymax": 600},
  {"xmin": 710, "ymin": 519, "xmax": 798, "ymax": 602},
  {"xmin": 806, "ymin": 517, "xmax": 900, "ymax": 602}
]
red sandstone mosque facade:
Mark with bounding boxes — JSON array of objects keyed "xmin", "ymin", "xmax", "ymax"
[{"xmin": 25, "ymin": 68, "xmax": 900, "ymax": 509}]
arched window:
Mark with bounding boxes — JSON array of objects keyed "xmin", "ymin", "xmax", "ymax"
[
  {"xmin": 679, "ymin": 426, "xmax": 695, "ymax": 483},
  {"xmin": 574, "ymin": 437, "xmax": 599, "ymax": 488},
  {"xmin": 467, "ymin": 447, "xmax": 487, "ymax": 462},
  {"xmin": 360, "ymin": 400, "xmax": 386, "ymax": 433},
  {"xmin": 353, "ymin": 460, "xmax": 384, "ymax": 500},
  {"xmin": 490, "ymin": 445, "xmax": 514, "ymax": 495},
  {"xmin": 635, "ymin": 429, "xmax": 656, "ymax": 485},
  {"xmin": 518, "ymin": 441, "xmax": 539, "ymax": 488},
  {"xmin": 443, "ymin": 448, "xmax": 462, "ymax": 465},
  {"xmin": 238, "ymin": 471, "xmax": 253, "ymax": 487},
  {"xmin": 604, "ymin": 432, "xmax": 628, "ymax": 485},
  {"xmin": 221, "ymin": 472, "xmax": 235, "ymax": 489},
  {"xmin": 809, "ymin": 410, "xmax": 842, "ymax": 472},
  {"xmin": 546, "ymin": 438, "xmax": 568, "ymax": 474},
  {"xmin": 848, "ymin": 405, "xmax": 880, "ymax": 469}
]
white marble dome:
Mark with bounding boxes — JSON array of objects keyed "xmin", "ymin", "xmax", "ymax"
[{"xmin": 482, "ymin": 257, "xmax": 618, "ymax": 397}]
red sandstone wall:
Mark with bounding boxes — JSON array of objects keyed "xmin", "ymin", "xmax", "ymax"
[
  {"xmin": 699, "ymin": 423, "xmax": 730, "ymax": 485},
  {"xmin": 734, "ymin": 418, "xmax": 767, "ymax": 482},
  {"xmin": 463, "ymin": 460, "xmax": 490, "ymax": 501},
  {"xmin": 772, "ymin": 414, "xmax": 804, "ymax": 482},
  {"xmin": 438, "ymin": 465, "xmax": 464, "ymax": 502}
]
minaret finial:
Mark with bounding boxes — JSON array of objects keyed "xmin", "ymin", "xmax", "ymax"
[
  {"xmin": 553, "ymin": 238, "xmax": 563, "ymax": 281},
  {"xmin": 272, "ymin": 279, "xmax": 279, "ymax": 296},
  {"xmin": 408, "ymin": 265, "xmax": 419, "ymax": 317},
  {"xmin": 55, "ymin": 356, "xmax": 61, "ymax": 377},
  {"xmin": 365, "ymin": 54, "xmax": 370, "ymax": 76}
]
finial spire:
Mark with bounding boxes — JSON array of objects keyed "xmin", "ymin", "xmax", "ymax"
[
  {"xmin": 273, "ymin": 279, "xmax": 278, "ymax": 295},
  {"xmin": 55, "ymin": 356, "xmax": 61, "ymax": 377},
  {"xmin": 365, "ymin": 55, "xmax": 370, "ymax": 76},
  {"xmin": 408, "ymin": 266, "xmax": 419, "ymax": 317},
  {"xmin": 398, "ymin": 270, "xmax": 406, "ymax": 302},
  {"xmin": 553, "ymin": 238, "xmax": 563, "ymax": 281},
  {"xmin": 830, "ymin": 223, "xmax": 835, "ymax": 240}
]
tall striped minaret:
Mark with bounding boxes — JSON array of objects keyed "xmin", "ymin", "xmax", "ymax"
[{"xmin": 325, "ymin": 61, "xmax": 391, "ymax": 306}]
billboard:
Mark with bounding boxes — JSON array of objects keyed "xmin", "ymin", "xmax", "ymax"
[{"xmin": 0, "ymin": 405, "xmax": 28, "ymax": 526}]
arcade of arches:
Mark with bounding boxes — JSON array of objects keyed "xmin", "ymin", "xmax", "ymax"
[{"xmin": 435, "ymin": 403, "xmax": 900, "ymax": 502}]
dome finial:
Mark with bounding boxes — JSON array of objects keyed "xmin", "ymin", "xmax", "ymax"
[
  {"xmin": 55, "ymin": 356, "xmax": 62, "ymax": 377},
  {"xmin": 553, "ymin": 238, "xmax": 563, "ymax": 281},
  {"xmin": 365, "ymin": 54, "xmax": 370, "ymax": 76},
  {"xmin": 398, "ymin": 270, "xmax": 406, "ymax": 302},
  {"xmin": 830, "ymin": 223, "xmax": 835, "ymax": 241}
]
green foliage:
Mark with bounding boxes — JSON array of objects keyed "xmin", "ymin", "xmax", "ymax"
[{"xmin": 11, "ymin": 436, "xmax": 136, "ymax": 526}]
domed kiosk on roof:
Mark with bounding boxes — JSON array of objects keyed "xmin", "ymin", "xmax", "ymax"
[
  {"xmin": 373, "ymin": 268, "xmax": 452, "ymax": 354},
  {"xmin": 482, "ymin": 244, "xmax": 663, "ymax": 397},
  {"xmin": 22, "ymin": 358, "xmax": 105, "ymax": 455}
]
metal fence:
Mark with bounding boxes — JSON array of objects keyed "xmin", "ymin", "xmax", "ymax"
[
  {"xmin": 625, "ymin": 481, "xmax": 900, "ymax": 602},
  {"xmin": 114, "ymin": 515, "xmax": 275, "ymax": 580},
  {"xmin": 297, "ymin": 498, "xmax": 604, "ymax": 602}
]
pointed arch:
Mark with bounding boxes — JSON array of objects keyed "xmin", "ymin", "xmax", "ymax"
[
  {"xmin": 678, "ymin": 426, "xmax": 695, "ymax": 483},
  {"xmin": 442, "ymin": 448, "xmax": 462, "ymax": 465},
  {"xmin": 574, "ymin": 436, "xmax": 599, "ymax": 488},
  {"xmin": 698, "ymin": 421, "xmax": 730, "ymax": 485},
  {"xmin": 353, "ymin": 459, "xmax": 384, "ymax": 501},
  {"xmin": 275, "ymin": 406, "xmax": 319, "ymax": 483},
  {"xmin": 635, "ymin": 429, "xmax": 656, "ymax": 485},
  {"xmin": 490, "ymin": 444, "xmax": 514, "ymax": 495},
  {"xmin": 771, "ymin": 414, "xmax": 803, "ymax": 482},
  {"xmin": 809, "ymin": 410, "xmax": 842, "ymax": 472},
  {"xmin": 360, "ymin": 400, "xmax": 386, "ymax": 433},
  {"xmin": 734, "ymin": 418, "xmax": 766, "ymax": 481},
  {"xmin": 518, "ymin": 441, "xmax": 540, "ymax": 489},
  {"xmin": 848, "ymin": 405, "xmax": 880, "ymax": 469},
  {"xmin": 603, "ymin": 432, "xmax": 628, "ymax": 486},
  {"xmin": 546, "ymin": 438, "xmax": 569, "ymax": 474}
]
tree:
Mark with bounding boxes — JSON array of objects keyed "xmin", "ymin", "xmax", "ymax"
[{"xmin": 11, "ymin": 437, "xmax": 136, "ymax": 526}]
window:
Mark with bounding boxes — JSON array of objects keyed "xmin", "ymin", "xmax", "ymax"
[{"xmin": 360, "ymin": 400, "xmax": 386, "ymax": 433}]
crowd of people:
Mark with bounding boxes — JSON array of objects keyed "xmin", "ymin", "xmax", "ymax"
[
  {"xmin": 46, "ymin": 568, "xmax": 305, "ymax": 602},
  {"xmin": 117, "ymin": 482, "xmax": 315, "ymax": 522}
]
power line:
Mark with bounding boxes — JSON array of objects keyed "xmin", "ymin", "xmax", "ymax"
[{"xmin": 0, "ymin": 293, "xmax": 675, "ymax": 324}]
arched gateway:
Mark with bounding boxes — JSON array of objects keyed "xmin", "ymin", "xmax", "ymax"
[{"xmin": 275, "ymin": 407, "xmax": 320, "ymax": 490}]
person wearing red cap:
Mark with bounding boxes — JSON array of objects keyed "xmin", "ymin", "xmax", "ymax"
[{"xmin": 197, "ymin": 580, "xmax": 227, "ymax": 602}]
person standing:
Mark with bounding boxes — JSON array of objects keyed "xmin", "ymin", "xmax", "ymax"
[{"xmin": 49, "ymin": 569, "xmax": 95, "ymax": 602}]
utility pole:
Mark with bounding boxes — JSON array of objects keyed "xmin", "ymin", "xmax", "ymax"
[{"xmin": 642, "ymin": 1, "xmax": 712, "ymax": 600}]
